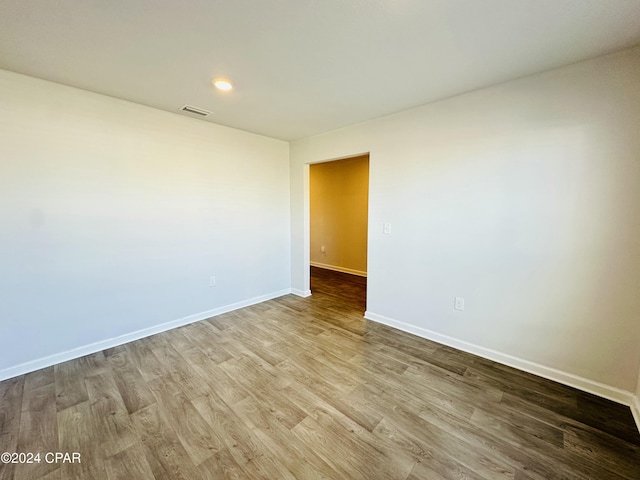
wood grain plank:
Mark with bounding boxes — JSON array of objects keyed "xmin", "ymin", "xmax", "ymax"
[
  {"xmin": 197, "ymin": 447, "xmax": 246, "ymax": 480},
  {"xmin": 191, "ymin": 391, "xmax": 265, "ymax": 467},
  {"xmin": 407, "ymin": 457, "xmax": 487, "ymax": 480},
  {"xmin": 0, "ymin": 376, "xmax": 25, "ymax": 480},
  {"xmin": 292, "ymin": 413, "xmax": 415, "ymax": 480},
  {"xmin": 54, "ymin": 360, "xmax": 89, "ymax": 412},
  {"xmin": 231, "ymin": 395, "xmax": 338, "ymax": 480},
  {"xmin": 131, "ymin": 404, "xmax": 202, "ymax": 480},
  {"xmin": 104, "ymin": 443, "xmax": 155, "ymax": 480},
  {"xmin": 85, "ymin": 372, "xmax": 138, "ymax": 458},
  {"xmin": 470, "ymin": 406, "xmax": 565, "ymax": 449},
  {"xmin": 147, "ymin": 375, "xmax": 223, "ymax": 466},
  {"xmin": 376, "ymin": 405, "xmax": 515, "ymax": 479},
  {"xmin": 0, "ymin": 375, "xmax": 24, "ymax": 444},
  {"xmin": 124, "ymin": 341, "xmax": 170, "ymax": 382},
  {"xmin": 57, "ymin": 401, "xmax": 100, "ymax": 480},
  {"xmin": 563, "ymin": 427, "xmax": 640, "ymax": 480},
  {"xmin": 22, "ymin": 368, "xmax": 54, "ymax": 392},
  {"xmin": 15, "ymin": 382, "xmax": 59, "ymax": 480},
  {"xmin": 105, "ymin": 351, "xmax": 155, "ymax": 414}
]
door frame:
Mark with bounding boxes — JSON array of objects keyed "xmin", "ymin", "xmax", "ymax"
[{"xmin": 303, "ymin": 151, "xmax": 371, "ymax": 299}]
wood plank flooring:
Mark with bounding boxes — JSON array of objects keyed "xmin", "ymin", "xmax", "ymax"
[{"xmin": 1, "ymin": 266, "xmax": 639, "ymax": 479}]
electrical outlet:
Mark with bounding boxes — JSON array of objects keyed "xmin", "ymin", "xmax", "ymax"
[
  {"xmin": 454, "ymin": 297, "xmax": 464, "ymax": 311},
  {"xmin": 383, "ymin": 223, "xmax": 391, "ymax": 235},
  {"xmin": 321, "ymin": 245, "xmax": 325, "ymax": 253},
  {"xmin": 209, "ymin": 276, "xmax": 216, "ymax": 287}
]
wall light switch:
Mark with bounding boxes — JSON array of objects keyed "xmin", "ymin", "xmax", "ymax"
[
  {"xmin": 454, "ymin": 297, "xmax": 465, "ymax": 311},
  {"xmin": 383, "ymin": 223, "xmax": 391, "ymax": 235}
]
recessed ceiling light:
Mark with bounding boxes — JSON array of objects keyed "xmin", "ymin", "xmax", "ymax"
[{"xmin": 213, "ymin": 79, "xmax": 233, "ymax": 91}]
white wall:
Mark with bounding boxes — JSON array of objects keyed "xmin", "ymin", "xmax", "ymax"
[
  {"xmin": 290, "ymin": 46, "xmax": 640, "ymax": 399},
  {"xmin": 0, "ymin": 69, "xmax": 291, "ymax": 377}
]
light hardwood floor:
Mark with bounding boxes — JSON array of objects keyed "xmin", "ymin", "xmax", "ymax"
[{"xmin": 1, "ymin": 267, "xmax": 639, "ymax": 479}]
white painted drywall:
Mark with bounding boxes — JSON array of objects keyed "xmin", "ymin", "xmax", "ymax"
[
  {"xmin": 290, "ymin": 46, "xmax": 640, "ymax": 394},
  {"xmin": 0, "ymin": 69, "xmax": 290, "ymax": 375}
]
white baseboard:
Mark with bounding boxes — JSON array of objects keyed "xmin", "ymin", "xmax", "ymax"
[
  {"xmin": 631, "ymin": 395, "xmax": 640, "ymax": 433},
  {"xmin": 364, "ymin": 310, "xmax": 636, "ymax": 409},
  {"xmin": 310, "ymin": 261, "xmax": 367, "ymax": 277},
  {"xmin": 291, "ymin": 288, "xmax": 312, "ymax": 298},
  {"xmin": 0, "ymin": 288, "xmax": 292, "ymax": 382}
]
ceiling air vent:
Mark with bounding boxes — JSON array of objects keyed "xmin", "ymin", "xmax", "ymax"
[{"xmin": 180, "ymin": 105, "xmax": 211, "ymax": 117}]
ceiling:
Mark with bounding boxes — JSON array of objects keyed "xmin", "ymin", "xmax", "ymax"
[{"xmin": 1, "ymin": 1, "xmax": 640, "ymax": 141}]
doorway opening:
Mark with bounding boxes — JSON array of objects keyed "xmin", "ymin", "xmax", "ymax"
[{"xmin": 309, "ymin": 154, "xmax": 369, "ymax": 314}]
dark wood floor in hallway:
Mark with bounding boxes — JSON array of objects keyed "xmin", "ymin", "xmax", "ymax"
[{"xmin": 1, "ymin": 266, "xmax": 639, "ymax": 479}]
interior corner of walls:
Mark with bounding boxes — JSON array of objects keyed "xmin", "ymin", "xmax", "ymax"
[
  {"xmin": 363, "ymin": 311, "xmax": 635, "ymax": 407},
  {"xmin": 631, "ymin": 395, "xmax": 640, "ymax": 433}
]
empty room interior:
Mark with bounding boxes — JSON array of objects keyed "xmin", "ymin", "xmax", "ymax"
[{"xmin": 1, "ymin": 1, "xmax": 640, "ymax": 479}]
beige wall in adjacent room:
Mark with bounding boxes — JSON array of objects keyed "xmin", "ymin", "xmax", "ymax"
[{"xmin": 310, "ymin": 155, "xmax": 369, "ymax": 276}]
